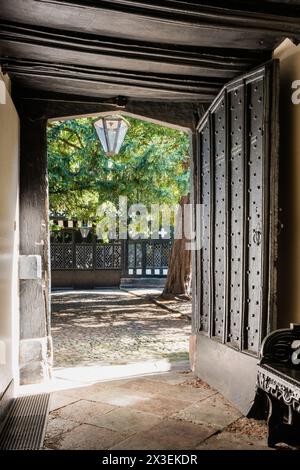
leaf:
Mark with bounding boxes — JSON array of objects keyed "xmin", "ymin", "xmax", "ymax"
[{"xmin": 48, "ymin": 116, "xmax": 190, "ymax": 221}]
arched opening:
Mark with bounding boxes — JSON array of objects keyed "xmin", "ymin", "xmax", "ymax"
[{"xmin": 47, "ymin": 110, "xmax": 194, "ymax": 385}]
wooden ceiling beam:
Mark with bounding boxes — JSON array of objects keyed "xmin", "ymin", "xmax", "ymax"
[
  {"xmin": 3, "ymin": 58, "xmax": 223, "ymax": 101},
  {"xmin": 11, "ymin": 76, "xmax": 216, "ymax": 101},
  {"xmin": 2, "ymin": 1, "xmax": 300, "ymax": 101},
  {"xmin": 1, "ymin": 1, "xmax": 300, "ymax": 49},
  {"xmin": 13, "ymin": 86, "xmax": 202, "ymax": 128},
  {"xmin": 33, "ymin": 0, "xmax": 300, "ymax": 32},
  {"xmin": 0, "ymin": 21, "xmax": 268, "ymax": 74}
]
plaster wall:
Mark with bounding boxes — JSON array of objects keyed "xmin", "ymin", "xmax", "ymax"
[
  {"xmin": 274, "ymin": 40, "xmax": 300, "ymax": 327},
  {"xmin": 0, "ymin": 69, "xmax": 20, "ymax": 417}
]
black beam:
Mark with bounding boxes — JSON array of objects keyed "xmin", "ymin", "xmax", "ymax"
[
  {"xmin": 13, "ymin": 86, "xmax": 201, "ymax": 128},
  {"xmin": 2, "ymin": 58, "xmax": 224, "ymax": 101},
  {"xmin": 1, "ymin": 0, "xmax": 300, "ymax": 49},
  {"xmin": 0, "ymin": 21, "xmax": 269, "ymax": 78},
  {"xmin": 34, "ymin": 0, "xmax": 300, "ymax": 26}
]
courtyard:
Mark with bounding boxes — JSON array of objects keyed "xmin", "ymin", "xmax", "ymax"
[{"xmin": 51, "ymin": 289, "xmax": 191, "ymax": 368}]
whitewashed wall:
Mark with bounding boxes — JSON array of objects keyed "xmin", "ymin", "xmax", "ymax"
[{"xmin": 0, "ymin": 69, "xmax": 20, "ymax": 409}]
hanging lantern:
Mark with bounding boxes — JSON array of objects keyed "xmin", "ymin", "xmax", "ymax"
[
  {"xmin": 80, "ymin": 226, "xmax": 90, "ymax": 239},
  {"xmin": 94, "ymin": 115, "xmax": 129, "ymax": 156}
]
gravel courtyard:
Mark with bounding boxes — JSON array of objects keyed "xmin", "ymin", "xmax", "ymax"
[{"xmin": 51, "ymin": 289, "xmax": 191, "ymax": 368}]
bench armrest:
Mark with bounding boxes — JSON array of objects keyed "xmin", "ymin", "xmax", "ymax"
[{"xmin": 260, "ymin": 323, "xmax": 300, "ymax": 366}]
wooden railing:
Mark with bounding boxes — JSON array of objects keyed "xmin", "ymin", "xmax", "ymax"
[{"xmin": 50, "ymin": 230, "xmax": 171, "ymax": 277}]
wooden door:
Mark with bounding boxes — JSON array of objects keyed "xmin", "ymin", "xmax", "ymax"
[{"xmin": 193, "ymin": 60, "xmax": 279, "ymax": 413}]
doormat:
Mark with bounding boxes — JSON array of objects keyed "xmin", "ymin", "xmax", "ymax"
[{"xmin": 0, "ymin": 393, "xmax": 50, "ymax": 449}]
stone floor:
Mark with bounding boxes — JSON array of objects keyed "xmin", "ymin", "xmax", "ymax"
[
  {"xmin": 47, "ymin": 289, "xmax": 270, "ymax": 450},
  {"xmin": 51, "ymin": 289, "xmax": 190, "ymax": 368},
  {"xmin": 44, "ymin": 369, "xmax": 270, "ymax": 450}
]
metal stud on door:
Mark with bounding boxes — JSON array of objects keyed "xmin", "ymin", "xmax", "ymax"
[
  {"xmin": 199, "ymin": 122, "xmax": 211, "ymax": 333},
  {"xmin": 227, "ymin": 83, "xmax": 245, "ymax": 349},
  {"xmin": 211, "ymin": 96, "xmax": 226, "ymax": 340}
]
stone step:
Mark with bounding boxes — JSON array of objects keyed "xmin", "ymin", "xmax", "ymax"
[{"xmin": 120, "ymin": 277, "xmax": 166, "ymax": 288}]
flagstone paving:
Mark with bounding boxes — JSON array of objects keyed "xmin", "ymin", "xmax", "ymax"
[
  {"xmin": 47, "ymin": 291, "xmax": 270, "ymax": 450},
  {"xmin": 44, "ymin": 371, "xmax": 270, "ymax": 450},
  {"xmin": 51, "ymin": 290, "xmax": 190, "ymax": 368}
]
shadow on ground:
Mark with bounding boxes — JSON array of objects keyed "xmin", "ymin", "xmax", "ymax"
[{"xmin": 51, "ymin": 290, "xmax": 190, "ymax": 368}]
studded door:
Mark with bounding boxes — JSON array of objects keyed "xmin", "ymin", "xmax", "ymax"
[{"xmin": 195, "ymin": 61, "xmax": 279, "ymax": 357}]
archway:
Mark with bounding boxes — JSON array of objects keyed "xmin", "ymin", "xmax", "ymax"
[
  {"xmin": 47, "ymin": 109, "xmax": 194, "ymax": 383},
  {"xmin": 17, "ymin": 98, "xmax": 202, "ymax": 385}
]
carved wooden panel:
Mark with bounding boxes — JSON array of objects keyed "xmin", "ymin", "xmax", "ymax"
[
  {"xmin": 95, "ymin": 243, "xmax": 121, "ymax": 269},
  {"xmin": 126, "ymin": 239, "xmax": 171, "ymax": 277},
  {"xmin": 75, "ymin": 244, "xmax": 93, "ymax": 270},
  {"xmin": 51, "ymin": 243, "xmax": 73, "ymax": 270}
]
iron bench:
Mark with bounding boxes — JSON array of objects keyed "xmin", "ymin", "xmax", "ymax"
[{"xmin": 255, "ymin": 323, "xmax": 300, "ymax": 448}]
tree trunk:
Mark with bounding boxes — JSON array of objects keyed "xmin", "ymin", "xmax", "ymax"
[{"xmin": 163, "ymin": 194, "xmax": 192, "ymax": 297}]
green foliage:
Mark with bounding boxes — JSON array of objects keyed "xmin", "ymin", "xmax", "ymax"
[{"xmin": 47, "ymin": 116, "xmax": 190, "ymax": 221}]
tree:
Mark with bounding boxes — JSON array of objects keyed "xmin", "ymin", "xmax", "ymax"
[
  {"xmin": 47, "ymin": 116, "xmax": 192, "ymax": 294},
  {"xmin": 48, "ymin": 116, "xmax": 190, "ymax": 218},
  {"xmin": 163, "ymin": 194, "xmax": 192, "ymax": 298}
]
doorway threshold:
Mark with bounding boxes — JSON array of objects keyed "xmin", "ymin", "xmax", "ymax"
[{"xmin": 18, "ymin": 359, "xmax": 190, "ymax": 396}]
